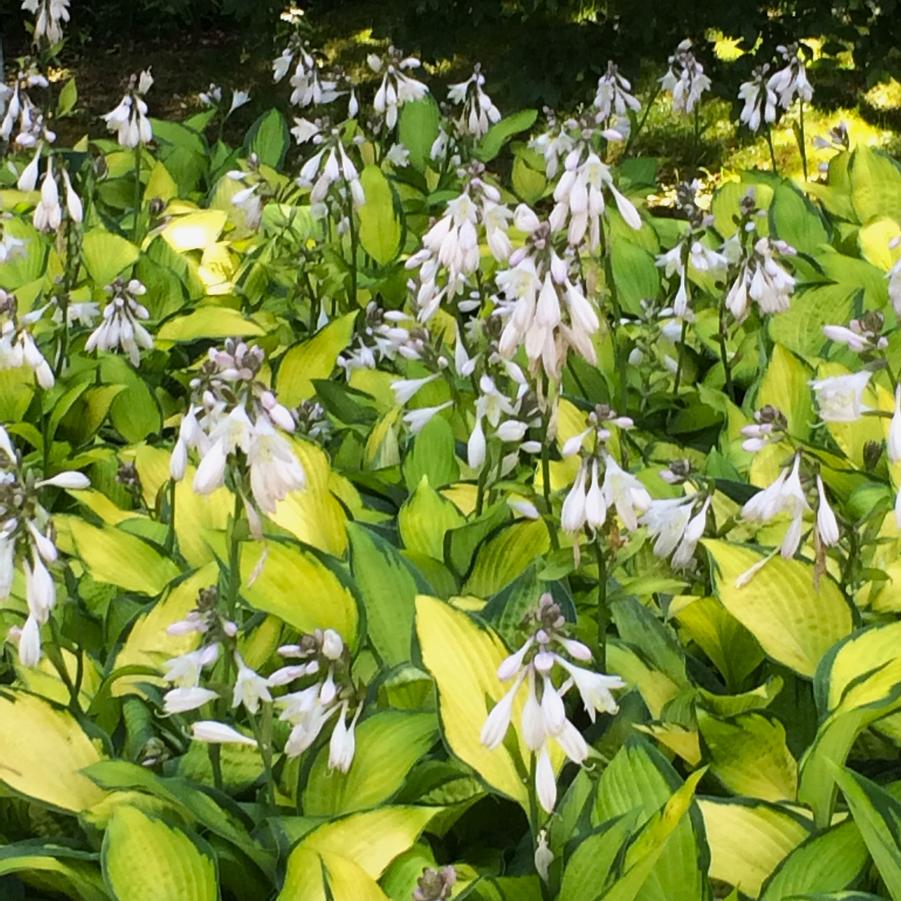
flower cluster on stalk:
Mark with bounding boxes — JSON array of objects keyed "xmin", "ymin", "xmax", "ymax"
[
  {"xmin": 21, "ymin": 0, "xmax": 70, "ymax": 47},
  {"xmin": 0, "ymin": 426, "xmax": 89, "ymax": 666},
  {"xmin": 481, "ymin": 593, "xmax": 624, "ymax": 813},
  {"xmin": 170, "ymin": 339, "xmax": 305, "ymax": 518},
  {"xmin": 0, "ymin": 289, "xmax": 54, "ymax": 389},
  {"xmin": 102, "ymin": 71, "xmax": 154, "ymax": 148},
  {"xmin": 84, "ymin": 278, "xmax": 153, "ymax": 366},
  {"xmin": 660, "ymin": 40, "xmax": 711, "ymax": 115}
]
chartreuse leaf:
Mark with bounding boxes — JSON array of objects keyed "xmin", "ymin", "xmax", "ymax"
[
  {"xmin": 415, "ymin": 595, "xmax": 529, "ymax": 808},
  {"xmin": 240, "ymin": 540, "xmax": 358, "ymax": 641},
  {"xmin": 463, "ymin": 519, "xmax": 551, "ymax": 596},
  {"xmin": 703, "ymin": 540, "xmax": 852, "ymax": 677},
  {"xmin": 698, "ymin": 798, "xmax": 811, "ymax": 898},
  {"xmin": 594, "ymin": 738, "xmax": 708, "ymax": 901},
  {"xmin": 102, "ymin": 806, "xmax": 217, "ymax": 901},
  {"xmin": 303, "ymin": 712, "xmax": 438, "ymax": 815},
  {"xmin": 0, "ymin": 845, "xmax": 106, "ymax": 901},
  {"xmin": 829, "ymin": 765, "xmax": 901, "ymax": 900},
  {"xmin": 601, "ymin": 769, "xmax": 706, "ymax": 901},
  {"xmin": 399, "ymin": 477, "xmax": 466, "ymax": 560},
  {"xmin": 277, "ymin": 847, "xmax": 388, "ymax": 901},
  {"xmin": 474, "ymin": 109, "xmax": 538, "ymax": 162},
  {"xmin": 276, "ymin": 313, "xmax": 358, "ymax": 407},
  {"xmin": 756, "ymin": 344, "xmax": 812, "ymax": 440},
  {"xmin": 669, "ymin": 595, "xmax": 764, "ymax": 689},
  {"xmin": 245, "ymin": 108, "xmax": 290, "ymax": 168},
  {"xmin": 111, "ymin": 564, "xmax": 218, "ymax": 697},
  {"xmin": 0, "ymin": 692, "xmax": 107, "ymax": 813},
  {"xmin": 279, "ymin": 806, "xmax": 439, "ymax": 898},
  {"xmin": 81, "ymin": 228, "xmax": 140, "ymax": 284},
  {"xmin": 698, "ymin": 710, "xmax": 797, "ymax": 802},
  {"xmin": 769, "ymin": 181, "xmax": 829, "ymax": 255},
  {"xmin": 799, "ymin": 627, "xmax": 901, "ymax": 826},
  {"xmin": 403, "ymin": 414, "xmax": 460, "ymax": 491},
  {"xmin": 160, "ymin": 209, "xmax": 227, "ymax": 252},
  {"xmin": 268, "ymin": 439, "xmax": 350, "ymax": 556},
  {"xmin": 348, "ymin": 523, "xmax": 419, "ymax": 665},
  {"xmin": 131, "ymin": 444, "xmax": 232, "ymax": 566},
  {"xmin": 64, "ymin": 516, "xmax": 180, "ymax": 595},
  {"xmin": 398, "ymin": 97, "xmax": 440, "ymax": 171},
  {"xmin": 157, "ymin": 306, "xmax": 264, "ymax": 342},
  {"xmin": 358, "ymin": 165, "xmax": 402, "ymax": 265},
  {"xmin": 849, "ymin": 145, "xmax": 901, "ymax": 223},
  {"xmin": 760, "ymin": 818, "xmax": 869, "ymax": 900}
]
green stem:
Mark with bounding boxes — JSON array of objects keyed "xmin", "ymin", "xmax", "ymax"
[
  {"xmin": 164, "ymin": 478, "xmax": 177, "ymax": 555},
  {"xmin": 765, "ymin": 125, "xmax": 778, "ymax": 174},
  {"xmin": 132, "ymin": 145, "xmax": 142, "ymax": 243},
  {"xmin": 594, "ymin": 538, "xmax": 609, "ymax": 672},
  {"xmin": 798, "ymin": 99, "xmax": 808, "ymax": 181},
  {"xmin": 345, "ymin": 192, "xmax": 359, "ymax": 310},
  {"xmin": 250, "ymin": 703, "xmax": 276, "ymax": 811},
  {"xmin": 672, "ymin": 318, "xmax": 689, "ymax": 400},
  {"xmin": 717, "ymin": 303, "xmax": 735, "ymax": 402},
  {"xmin": 692, "ymin": 103, "xmax": 701, "ymax": 171},
  {"xmin": 624, "ymin": 85, "xmax": 661, "ymax": 156},
  {"xmin": 47, "ymin": 617, "xmax": 80, "ymax": 713},
  {"xmin": 539, "ymin": 392, "xmax": 560, "ymax": 552},
  {"xmin": 226, "ymin": 491, "xmax": 242, "ymax": 621},
  {"xmin": 208, "ymin": 745, "xmax": 223, "ymax": 791}
]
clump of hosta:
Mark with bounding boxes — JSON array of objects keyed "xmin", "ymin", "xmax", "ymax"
[
  {"xmin": 367, "ymin": 47, "xmax": 429, "ymax": 130},
  {"xmin": 406, "ymin": 163, "xmax": 511, "ymax": 321},
  {"xmin": 84, "ymin": 278, "xmax": 153, "ymax": 366},
  {"xmin": 493, "ymin": 207, "xmax": 602, "ymax": 379},
  {"xmin": 660, "ymin": 39, "xmax": 711, "ymax": 115},
  {"xmin": 0, "ymin": 426, "xmax": 89, "ymax": 666},
  {"xmin": 0, "ymin": 289, "xmax": 54, "ymax": 389},
  {"xmin": 102, "ymin": 70, "xmax": 154, "ymax": 148},
  {"xmin": 481, "ymin": 593, "xmax": 624, "ymax": 813},
  {"xmin": 21, "ymin": 0, "xmax": 70, "ymax": 47},
  {"xmin": 170, "ymin": 339, "xmax": 305, "ymax": 517}
]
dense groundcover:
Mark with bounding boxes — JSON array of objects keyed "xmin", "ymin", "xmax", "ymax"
[{"xmin": 2, "ymin": 3, "xmax": 901, "ymax": 900}]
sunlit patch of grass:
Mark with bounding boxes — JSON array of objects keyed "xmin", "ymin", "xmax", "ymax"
[
  {"xmin": 707, "ymin": 30, "xmax": 750, "ymax": 62},
  {"xmin": 864, "ymin": 78, "xmax": 901, "ymax": 112}
]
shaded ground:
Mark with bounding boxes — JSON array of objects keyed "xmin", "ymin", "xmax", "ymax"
[{"xmin": 6, "ymin": 2, "xmax": 901, "ymax": 183}]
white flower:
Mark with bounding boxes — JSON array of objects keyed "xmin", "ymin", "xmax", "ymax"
[
  {"xmin": 403, "ymin": 401, "xmax": 452, "ymax": 435},
  {"xmin": 22, "ymin": 0, "xmax": 70, "ymax": 45},
  {"xmin": 535, "ymin": 745, "xmax": 557, "ymax": 814},
  {"xmin": 816, "ymin": 475, "xmax": 839, "ymax": 547},
  {"xmin": 555, "ymin": 657, "xmax": 625, "ymax": 721},
  {"xmin": 328, "ymin": 702, "xmax": 361, "ymax": 773},
  {"xmin": 163, "ymin": 644, "xmax": 220, "ymax": 687},
  {"xmin": 228, "ymin": 90, "xmax": 251, "ymax": 115},
  {"xmin": 660, "ymin": 40, "xmax": 711, "ymax": 115},
  {"xmin": 810, "ymin": 371, "xmax": 871, "ymax": 422},
  {"xmin": 247, "ymin": 419, "xmax": 305, "ymax": 513},
  {"xmin": 594, "ymin": 62, "xmax": 641, "ymax": 121},
  {"xmin": 24, "ymin": 553, "xmax": 54, "ymax": 623},
  {"xmin": 102, "ymin": 71, "xmax": 153, "ymax": 148},
  {"xmin": 33, "ymin": 158, "xmax": 61, "ymax": 232},
  {"xmin": 601, "ymin": 455, "xmax": 651, "ymax": 530},
  {"xmin": 767, "ymin": 45, "xmax": 813, "ymax": 109},
  {"xmin": 36, "ymin": 471, "xmax": 89, "ymax": 490},
  {"xmin": 640, "ymin": 497, "xmax": 693, "ymax": 558},
  {"xmin": 191, "ymin": 721, "xmax": 258, "ymax": 747},
  {"xmin": 738, "ymin": 67, "xmax": 777, "ymax": 133},
  {"xmin": 231, "ymin": 654, "xmax": 272, "ymax": 714},
  {"xmin": 561, "ymin": 460, "xmax": 588, "ymax": 533},
  {"xmin": 164, "ymin": 686, "xmax": 219, "ymax": 714},
  {"xmin": 392, "ymin": 373, "xmax": 439, "ymax": 405},
  {"xmin": 85, "ymin": 279, "xmax": 153, "ymax": 367},
  {"xmin": 371, "ymin": 50, "xmax": 429, "ymax": 129},
  {"xmin": 741, "ymin": 455, "xmax": 810, "ymax": 558},
  {"xmin": 467, "ymin": 415, "xmax": 486, "ymax": 469},
  {"xmin": 16, "ymin": 615, "xmax": 43, "ymax": 668},
  {"xmin": 446, "ymin": 64, "xmax": 501, "ymax": 138}
]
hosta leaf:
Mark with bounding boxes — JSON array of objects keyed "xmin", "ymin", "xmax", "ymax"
[
  {"xmin": 800, "ymin": 628, "xmax": 901, "ymax": 826},
  {"xmin": 463, "ymin": 519, "xmax": 551, "ymax": 597},
  {"xmin": 849, "ymin": 145, "xmax": 901, "ymax": 224},
  {"xmin": 157, "ymin": 306, "xmax": 264, "ymax": 341},
  {"xmin": 601, "ymin": 769, "xmax": 706, "ymax": 901},
  {"xmin": 474, "ymin": 109, "xmax": 538, "ymax": 162},
  {"xmin": 277, "ymin": 847, "xmax": 388, "ymax": 901},
  {"xmin": 829, "ymin": 765, "xmax": 901, "ymax": 900},
  {"xmin": 240, "ymin": 540, "xmax": 358, "ymax": 642},
  {"xmin": 699, "ymin": 798, "xmax": 811, "ymax": 898},
  {"xmin": 348, "ymin": 523, "xmax": 420, "ymax": 665},
  {"xmin": 399, "ymin": 477, "xmax": 466, "ymax": 561},
  {"xmin": 760, "ymin": 818, "xmax": 869, "ymax": 900},
  {"xmin": 280, "ymin": 806, "xmax": 438, "ymax": 892},
  {"xmin": 102, "ymin": 806, "xmax": 217, "ymax": 901},
  {"xmin": 0, "ymin": 845, "xmax": 106, "ymax": 901},
  {"xmin": 160, "ymin": 210, "xmax": 227, "ymax": 252},
  {"xmin": 357, "ymin": 165, "xmax": 402, "ymax": 265},
  {"xmin": 756, "ymin": 344, "xmax": 812, "ymax": 440},
  {"xmin": 398, "ymin": 97, "xmax": 440, "ymax": 171},
  {"xmin": 303, "ymin": 712, "xmax": 438, "ymax": 815},
  {"xmin": 415, "ymin": 595, "xmax": 529, "ymax": 807},
  {"xmin": 698, "ymin": 711, "xmax": 797, "ymax": 802},
  {"xmin": 703, "ymin": 540, "xmax": 852, "ymax": 677},
  {"xmin": 0, "ymin": 692, "xmax": 107, "ymax": 813},
  {"xmin": 594, "ymin": 738, "xmax": 708, "ymax": 901},
  {"xmin": 111, "ymin": 564, "xmax": 218, "ymax": 697},
  {"xmin": 245, "ymin": 108, "xmax": 290, "ymax": 168},
  {"xmin": 81, "ymin": 228, "xmax": 140, "ymax": 284},
  {"xmin": 276, "ymin": 313, "xmax": 358, "ymax": 407},
  {"xmin": 559, "ymin": 814, "xmax": 639, "ymax": 901}
]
